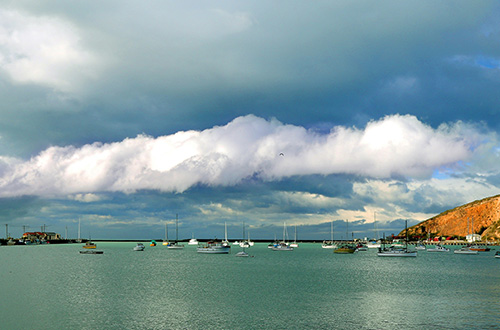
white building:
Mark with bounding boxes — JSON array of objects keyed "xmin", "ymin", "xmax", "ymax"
[{"xmin": 466, "ymin": 233, "xmax": 481, "ymax": 243}]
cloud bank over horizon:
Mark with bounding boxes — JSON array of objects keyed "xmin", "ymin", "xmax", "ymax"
[{"xmin": 0, "ymin": 114, "xmax": 493, "ymax": 198}]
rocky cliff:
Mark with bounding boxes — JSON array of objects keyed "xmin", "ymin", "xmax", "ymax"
[{"xmin": 404, "ymin": 194, "xmax": 500, "ymax": 241}]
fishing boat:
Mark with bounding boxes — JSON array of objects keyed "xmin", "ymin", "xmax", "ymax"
[
  {"xmin": 334, "ymin": 244, "xmax": 356, "ymax": 254},
  {"xmin": 494, "ymin": 251, "xmax": 500, "ymax": 258},
  {"xmin": 377, "ymin": 221, "xmax": 417, "ymax": 257},
  {"xmin": 427, "ymin": 244, "xmax": 450, "ymax": 252},
  {"xmin": 454, "ymin": 246, "xmax": 478, "ymax": 255},
  {"xmin": 167, "ymin": 214, "xmax": 184, "ymax": 249},
  {"xmin": 133, "ymin": 243, "xmax": 145, "ymax": 251},
  {"xmin": 469, "ymin": 245, "xmax": 490, "ymax": 252},
  {"xmin": 197, "ymin": 240, "xmax": 231, "ymax": 254},
  {"xmin": 322, "ymin": 221, "xmax": 337, "ymax": 249},
  {"xmin": 271, "ymin": 222, "xmax": 294, "ymax": 251}
]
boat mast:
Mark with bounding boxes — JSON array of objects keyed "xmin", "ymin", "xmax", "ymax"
[{"xmin": 175, "ymin": 214, "xmax": 179, "ymax": 242}]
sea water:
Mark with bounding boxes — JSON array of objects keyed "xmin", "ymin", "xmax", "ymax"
[{"xmin": 1, "ymin": 242, "xmax": 499, "ymax": 329}]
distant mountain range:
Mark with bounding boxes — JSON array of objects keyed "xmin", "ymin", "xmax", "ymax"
[{"xmin": 404, "ymin": 194, "xmax": 500, "ymax": 241}]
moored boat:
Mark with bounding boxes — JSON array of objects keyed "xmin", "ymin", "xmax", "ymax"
[
  {"xmin": 83, "ymin": 241, "xmax": 96, "ymax": 249},
  {"xmin": 133, "ymin": 243, "xmax": 145, "ymax": 251},
  {"xmin": 272, "ymin": 222, "xmax": 294, "ymax": 251},
  {"xmin": 355, "ymin": 243, "xmax": 367, "ymax": 251},
  {"xmin": 80, "ymin": 250, "xmax": 103, "ymax": 254},
  {"xmin": 334, "ymin": 244, "xmax": 356, "ymax": 254},
  {"xmin": 377, "ymin": 247, "xmax": 418, "ymax": 257},
  {"xmin": 271, "ymin": 242, "xmax": 293, "ymax": 251},
  {"xmin": 377, "ymin": 221, "xmax": 417, "ymax": 257},
  {"xmin": 197, "ymin": 241, "xmax": 231, "ymax": 254},
  {"xmin": 415, "ymin": 242, "xmax": 426, "ymax": 250},
  {"xmin": 426, "ymin": 244, "xmax": 450, "ymax": 252},
  {"xmin": 167, "ymin": 214, "xmax": 184, "ymax": 249},
  {"xmin": 495, "ymin": 251, "xmax": 500, "ymax": 258},
  {"xmin": 469, "ymin": 245, "xmax": 491, "ymax": 252},
  {"xmin": 366, "ymin": 241, "xmax": 381, "ymax": 249},
  {"xmin": 322, "ymin": 221, "xmax": 337, "ymax": 249},
  {"xmin": 454, "ymin": 246, "xmax": 478, "ymax": 255}
]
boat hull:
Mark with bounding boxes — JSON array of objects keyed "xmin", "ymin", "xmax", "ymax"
[
  {"xmin": 80, "ymin": 250, "xmax": 103, "ymax": 254},
  {"xmin": 197, "ymin": 246, "xmax": 230, "ymax": 254}
]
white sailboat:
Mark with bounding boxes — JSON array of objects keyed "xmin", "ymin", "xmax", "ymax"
[
  {"xmin": 366, "ymin": 212, "xmax": 381, "ymax": 248},
  {"xmin": 322, "ymin": 221, "xmax": 337, "ymax": 249},
  {"xmin": 162, "ymin": 222, "xmax": 169, "ymax": 246},
  {"xmin": 272, "ymin": 222, "xmax": 293, "ymax": 251},
  {"xmin": 167, "ymin": 214, "xmax": 184, "ymax": 249},
  {"xmin": 239, "ymin": 222, "xmax": 251, "ymax": 248},
  {"xmin": 289, "ymin": 225, "xmax": 299, "ymax": 248},
  {"xmin": 222, "ymin": 222, "xmax": 231, "ymax": 247}
]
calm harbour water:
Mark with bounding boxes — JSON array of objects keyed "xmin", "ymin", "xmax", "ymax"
[{"xmin": 1, "ymin": 242, "xmax": 500, "ymax": 330}]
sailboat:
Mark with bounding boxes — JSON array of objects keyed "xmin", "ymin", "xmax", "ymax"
[
  {"xmin": 239, "ymin": 222, "xmax": 250, "ymax": 248},
  {"xmin": 222, "ymin": 222, "xmax": 231, "ymax": 247},
  {"xmin": 366, "ymin": 212, "xmax": 381, "ymax": 248},
  {"xmin": 76, "ymin": 218, "xmax": 82, "ymax": 243},
  {"xmin": 236, "ymin": 228, "xmax": 250, "ymax": 257},
  {"xmin": 162, "ymin": 222, "xmax": 169, "ymax": 246},
  {"xmin": 272, "ymin": 222, "xmax": 293, "ymax": 251},
  {"xmin": 197, "ymin": 225, "xmax": 231, "ymax": 254},
  {"xmin": 334, "ymin": 220, "xmax": 356, "ymax": 254},
  {"xmin": 167, "ymin": 214, "xmax": 184, "ymax": 249},
  {"xmin": 289, "ymin": 225, "xmax": 299, "ymax": 248},
  {"xmin": 377, "ymin": 221, "xmax": 417, "ymax": 257},
  {"xmin": 322, "ymin": 221, "xmax": 337, "ymax": 249}
]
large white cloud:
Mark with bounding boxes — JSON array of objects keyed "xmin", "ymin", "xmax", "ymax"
[{"xmin": 0, "ymin": 114, "xmax": 491, "ymax": 197}]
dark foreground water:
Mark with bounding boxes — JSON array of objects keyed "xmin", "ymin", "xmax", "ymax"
[{"xmin": 1, "ymin": 242, "xmax": 499, "ymax": 329}]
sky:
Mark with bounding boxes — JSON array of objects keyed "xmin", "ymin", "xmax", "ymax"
[{"xmin": 1, "ymin": 1, "xmax": 500, "ymax": 241}]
